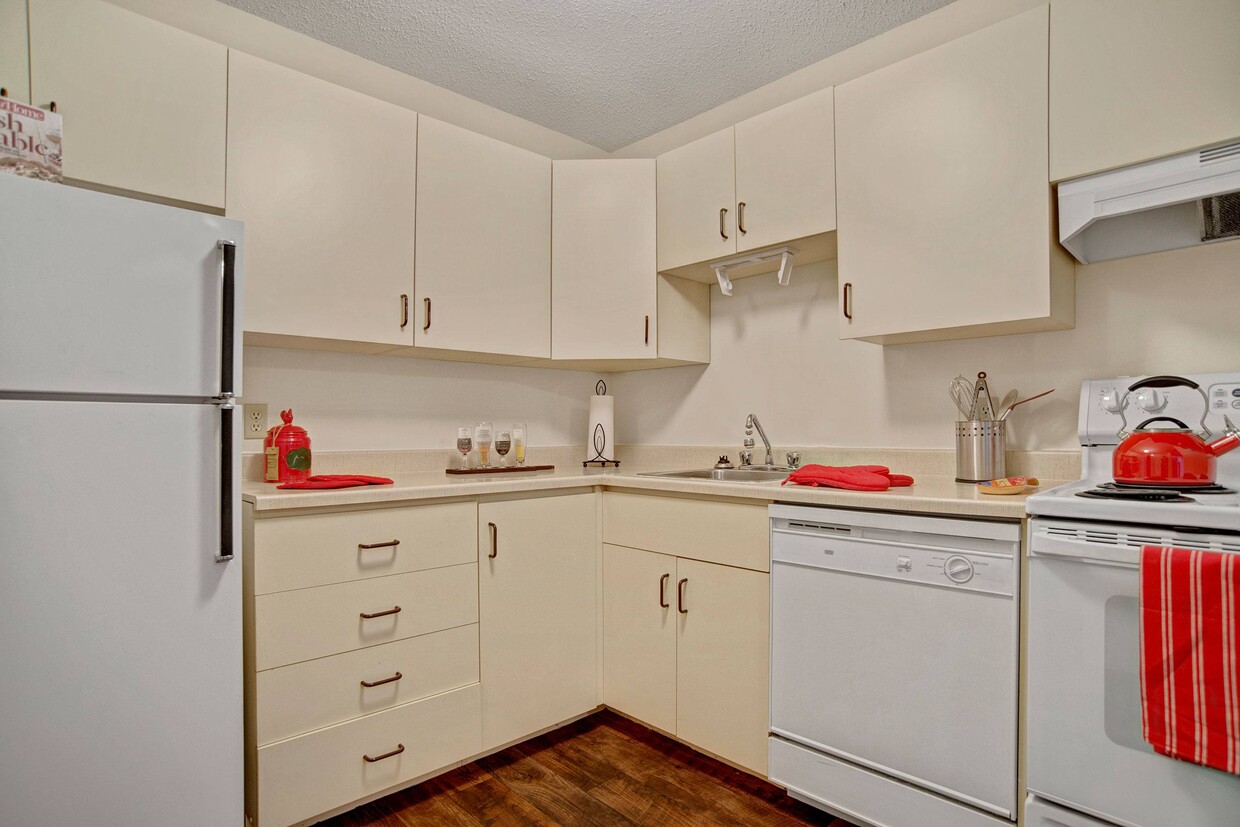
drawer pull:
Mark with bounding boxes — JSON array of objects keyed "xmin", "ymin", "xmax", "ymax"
[
  {"xmin": 362, "ymin": 743, "xmax": 405, "ymax": 763},
  {"xmin": 360, "ymin": 671, "xmax": 402, "ymax": 688},
  {"xmin": 359, "ymin": 605, "xmax": 401, "ymax": 620},
  {"xmin": 358, "ymin": 539, "xmax": 400, "ymax": 550}
]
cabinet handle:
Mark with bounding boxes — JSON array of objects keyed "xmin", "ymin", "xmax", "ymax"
[
  {"xmin": 360, "ymin": 671, "xmax": 402, "ymax": 688},
  {"xmin": 659, "ymin": 573, "xmax": 670, "ymax": 608},
  {"xmin": 359, "ymin": 605, "xmax": 401, "ymax": 620},
  {"xmin": 738, "ymin": 201, "xmax": 747, "ymax": 235},
  {"xmin": 0, "ymin": 88, "xmax": 7, "ymax": 98},
  {"xmin": 400, "ymin": 294, "xmax": 409, "ymax": 329},
  {"xmin": 48, "ymin": 101, "xmax": 57, "ymax": 113},
  {"xmin": 843, "ymin": 282, "xmax": 853, "ymax": 321},
  {"xmin": 677, "ymin": 578, "xmax": 688, "ymax": 614},
  {"xmin": 358, "ymin": 539, "xmax": 399, "ymax": 550},
  {"xmin": 362, "ymin": 744, "xmax": 405, "ymax": 763},
  {"xmin": 422, "ymin": 297, "xmax": 431, "ymax": 331},
  {"xmin": 719, "ymin": 207, "xmax": 729, "ymax": 240},
  {"xmin": 488, "ymin": 522, "xmax": 498, "ymax": 558},
  {"xmin": 644, "ymin": 315, "xmax": 650, "ymax": 345}
]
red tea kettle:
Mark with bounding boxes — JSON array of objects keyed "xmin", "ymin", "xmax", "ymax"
[{"xmin": 1113, "ymin": 376, "xmax": 1240, "ymax": 487}]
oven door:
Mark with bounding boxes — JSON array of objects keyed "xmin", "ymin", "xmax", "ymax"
[{"xmin": 1027, "ymin": 519, "xmax": 1240, "ymax": 827}]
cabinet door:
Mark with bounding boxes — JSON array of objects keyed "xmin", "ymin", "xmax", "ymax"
[
  {"xmin": 478, "ymin": 493, "xmax": 598, "ymax": 750},
  {"xmin": 416, "ymin": 117, "xmax": 551, "ymax": 358},
  {"xmin": 735, "ymin": 88, "xmax": 836, "ymax": 252},
  {"xmin": 28, "ymin": 0, "xmax": 227, "ymax": 207},
  {"xmin": 227, "ymin": 52, "xmax": 417, "ymax": 348},
  {"xmin": 675, "ymin": 558, "xmax": 770, "ymax": 775},
  {"xmin": 1050, "ymin": 0, "xmax": 1240, "ymax": 181},
  {"xmin": 656, "ymin": 127, "xmax": 736, "ymax": 270},
  {"xmin": 602, "ymin": 544, "xmax": 676, "ymax": 734},
  {"xmin": 552, "ymin": 159, "xmax": 657, "ymax": 360},
  {"xmin": 836, "ymin": 6, "xmax": 1071, "ymax": 344},
  {"xmin": 0, "ymin": 0, "xmax": 28, "ymax": 102}
]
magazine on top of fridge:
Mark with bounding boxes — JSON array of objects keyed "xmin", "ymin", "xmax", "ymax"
[{"xmin": 0, "ymin": 97, "xmax": 62, "ymax": 182}]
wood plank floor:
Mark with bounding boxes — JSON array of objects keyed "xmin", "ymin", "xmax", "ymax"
[{"xmin": 322, "ymin": 710, "xmax": 855, "ymax": 826}]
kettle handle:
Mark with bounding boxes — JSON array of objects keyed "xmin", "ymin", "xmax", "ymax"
[
  {"xmin": 1133, "ymin": 416, "xmax": 1190, "ymax": 431},
  {"xmin": 1128, "ymin": 375, "xmax": 1199, "ymax": 391}
]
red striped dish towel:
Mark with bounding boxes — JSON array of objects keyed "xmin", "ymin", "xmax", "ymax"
[{"xmin": 1140, "ymin": 545, "xmax": 1240, "ymax": 775}]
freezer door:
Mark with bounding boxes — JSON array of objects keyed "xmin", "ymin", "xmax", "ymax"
[
  {"xmin": 0, "ymin": 175, "xmax": 242, "ymax": 397},
  {"xmin": 0, "ymin": 399, "xmax": 242, "ymax": 827}
]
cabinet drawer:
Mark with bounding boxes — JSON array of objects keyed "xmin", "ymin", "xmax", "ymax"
[
  {"xmin": 254, "ymin": 502, "xmax": 476, "ymax": 594},
  {"xmin": 257, "ymin": 683, "xmax": 481, "ymax": 827},
  {"xmin": 256, "ymin": 624, "xmax": 479, "ymax": 745},
  {"xmin": 603, "ymin": 492, "xmax": 769, "ymax": 572},
  {"xmin": 255, "ymin": 564, "xmax": 477, "ymax": 670}
]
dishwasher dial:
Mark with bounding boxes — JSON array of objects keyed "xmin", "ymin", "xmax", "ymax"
[{"xmin": 943, "ymin": 555, "xmax": 975, "ymax": 584}]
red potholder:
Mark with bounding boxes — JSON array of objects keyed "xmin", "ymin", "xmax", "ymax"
[
  {"xmin": 277, "ymin": 475, "xmax": 394, "ymax": 490},
  {"xmin": 781, "ymin": 464, "xmax": 914, "ymax": 491}
]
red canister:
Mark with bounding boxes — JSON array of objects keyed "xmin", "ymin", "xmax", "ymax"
[{"xmin": 264, "ymin": 409, "xmax": 312, "ymax": 483}]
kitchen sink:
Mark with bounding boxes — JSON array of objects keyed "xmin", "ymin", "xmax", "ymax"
[{"xmin": 639, "ymin": 468, "xmax": 789, "ymax": 483}]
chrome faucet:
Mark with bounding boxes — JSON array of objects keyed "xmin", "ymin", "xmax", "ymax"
[{"xmin": 745, "ymin": 413, "xmax": 774, "ymax": 467}]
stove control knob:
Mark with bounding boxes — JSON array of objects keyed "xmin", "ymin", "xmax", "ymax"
[
  {"xmin": 1135, "ymin": 388, "xmax": 1166, "ymax": 413},
  {"xmin": 943, "ymin": 555, "xmax": 975, "ymax": 584},
  {"xmin": 1099, "ymin": 388, "xmax": 1123, "ymax": 413}
]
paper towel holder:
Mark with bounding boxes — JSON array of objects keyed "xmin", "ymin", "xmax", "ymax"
[{"xmin": 583, "ymin": 380, "xmax": 621, "ymax": 468}]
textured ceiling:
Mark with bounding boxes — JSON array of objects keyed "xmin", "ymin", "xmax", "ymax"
[{"xmin": 218, "ymin": 0, "xmax": 955, "ymax": 151}]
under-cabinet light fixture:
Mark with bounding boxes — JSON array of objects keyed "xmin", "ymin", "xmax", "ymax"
[{"xmin": 710, "ymin": 245, "xmax": 798, "ymax": 296}]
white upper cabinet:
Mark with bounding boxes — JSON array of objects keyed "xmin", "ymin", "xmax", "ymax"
[
  {"xmin": 656, "ymin": 127, "xmax": 736, "ymax": 271},
  {"xmin": 734, "ymin": 87, "xmax": 836, "ymax": 253},
  {"xmin": 0, "ymin": 0, "xmax": 29, "ymax": 102},
  {"xmin": 415, "ymin": 117, "xmax": 552, "ymax": 359},
  {"xmin": 27, "ymin": 0, "xmax": 227, "ymax": 207},
  {"xmin": 835, "ymin": 6, "xmax": 1073, "ymax": 344},
  {"xmin": 552, "ymin": 159, "xmax": 657, "ymax": 361},
  {"xmin": 1050, "ymin": 0, "xmax": 1240, "ymax": 181},
  {"xmin": 227, "ymin": 51, "xmax": 418, "ymax": 349}
]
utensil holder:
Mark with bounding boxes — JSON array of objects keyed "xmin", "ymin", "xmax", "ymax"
[{"xmin": 956, "ymin": 420, "xmax": 1006, "ymax": 482}]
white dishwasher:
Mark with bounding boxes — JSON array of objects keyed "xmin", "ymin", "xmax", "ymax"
[{"xmin": 768, "ymin": 505, "xmax": 1020, "ymax": 827}]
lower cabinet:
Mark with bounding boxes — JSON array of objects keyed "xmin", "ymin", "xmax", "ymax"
[
  {"xmin": 244, "ymin": 501, "xmax": 482, "ymax": 827},
  {"xmin": 478, "ymin": 491, "xmax": 600, "ymax": 751},
  {"xmin": 602, "ymin": 493, "xmax": 771, "ymax": 775}
]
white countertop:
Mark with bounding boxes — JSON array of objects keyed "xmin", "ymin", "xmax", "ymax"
[{"xmin": 243, "ymin": 464, "xmax": 1051, "ymax": 519}]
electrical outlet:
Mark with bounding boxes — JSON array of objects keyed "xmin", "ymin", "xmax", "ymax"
[{"xmin": 243, "ymin": 403, "xmax": 268, "ymax": 439}]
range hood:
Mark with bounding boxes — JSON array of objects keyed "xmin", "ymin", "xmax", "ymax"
[{"xmin": 1058, "ymin": 138, "xmax": 1240, "ymax": 263}]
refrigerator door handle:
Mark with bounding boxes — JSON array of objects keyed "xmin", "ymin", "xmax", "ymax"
[{"xmin": 215, "ymin": 240, "xmax": 237, "ymax": 563}]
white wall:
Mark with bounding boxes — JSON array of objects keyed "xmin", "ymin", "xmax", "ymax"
[
  {"xmin": 609, "ymin": 241, "xmax": 1240, "ymax": 452},
  {"xmin": 242, "ymin": 348, "xmax": 601, "ymax": 452}
]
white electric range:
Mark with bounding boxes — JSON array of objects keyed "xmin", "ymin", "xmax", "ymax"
[{"xmin": 1024, "ymin": 372, "xmax": 1240, "ymax": 827}]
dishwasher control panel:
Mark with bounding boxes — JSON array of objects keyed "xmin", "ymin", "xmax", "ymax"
[{"xmin": 770, "ymin": 506, "xmax": 1018, "ymax": 597}]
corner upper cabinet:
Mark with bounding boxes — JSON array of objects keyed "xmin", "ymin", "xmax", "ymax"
[
  {"xmin": 27, "ymin": 0, "xmax": 227, "ymax": 207},
  {"xmin": 551, "ymin": 159, "xmax": 710, "ymax": 367},
  {"xmin": 415, "ymin": 117, "xmax": 551, "ymax": 359},
  {"xmin": 1050, "ymin": 0, "xmax": 1240, "ymax": 182},
  {"xmin": 227, "ymin": 52, "xmax": 418, "ymax": 350},
  {"xmin": 835, "ymin": 6, "xmax": 1073, "ymax": 344},
  {"xmin": 0, "ymin": 0, "xmax": 29, "ymax": 102}
]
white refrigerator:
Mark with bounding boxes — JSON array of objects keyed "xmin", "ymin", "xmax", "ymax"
[{"xmin": 0, "ymin": 174, "xmax": 245, "ymax": 826}]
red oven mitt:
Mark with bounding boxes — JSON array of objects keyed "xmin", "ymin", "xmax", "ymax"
[
  {"xmin": 277, "ymin": 475, "xmax": 394, "ymax": 490},
  {"xmin": 782, "ymin": 465, "xmax": 914, "ymax": 491}
]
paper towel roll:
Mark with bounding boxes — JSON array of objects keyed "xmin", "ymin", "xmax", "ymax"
[{"xmin": 587, "ymin": 394, "xmax": 615, "ymax": 462}]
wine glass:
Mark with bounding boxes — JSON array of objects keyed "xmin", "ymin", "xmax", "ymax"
[
  {"xmin": 475, "ymin": 422, "xmax": 493, "ymax": 469},
  {"xmin": 455, "ymin": 427, "xmax": 473, "ymax": 470},
  {"xmin": 494, "ymin": 429, "xmax": 512, "ymax": 468},
  {"xmin": 512, "ymin": 424, "xmax": 527, "ymax": 467}
]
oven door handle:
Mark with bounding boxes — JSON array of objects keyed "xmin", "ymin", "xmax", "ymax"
[{"xmin": 1028, "ymin": 543, "xmax": 1139, "ymax": 570}]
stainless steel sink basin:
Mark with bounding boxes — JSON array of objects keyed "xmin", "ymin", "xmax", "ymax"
[{"xmin": 639, "ymin": 468, "xmax": 789, "ymax": 483}]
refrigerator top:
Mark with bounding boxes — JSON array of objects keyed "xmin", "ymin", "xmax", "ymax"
[{"xmin": 0, "ymin": 175, "xmax": 243, "ymax": 399}]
